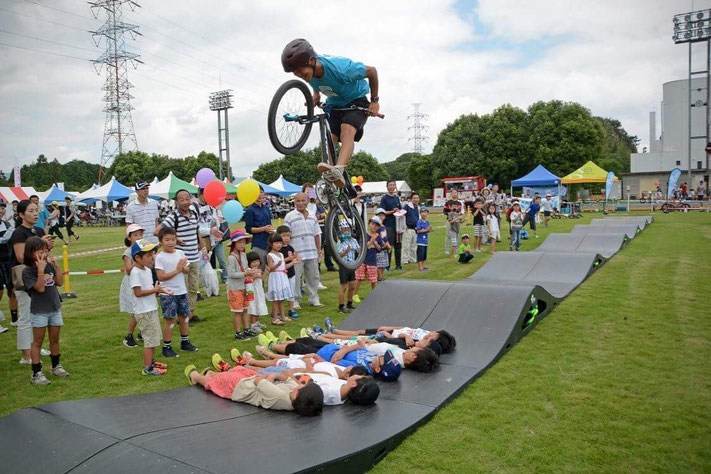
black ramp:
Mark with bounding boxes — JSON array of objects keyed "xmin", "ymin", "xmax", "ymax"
[
  {"xmin": 0, "ymin": 408, "xmax": 118, "ymax": 474},
  {"xmin": 71, "ymin": 442, "xmax": 211, "ymax": 474},
  {"xmin": 592, "ymin": 216, "xmax": 653, "ymax": 228},
  {"xmin": 536, "ymin": 232, "xmax": 586, "ymax": 252},
  {"xmin": 422, "ymin": 283, "xmax": 558, "ymax": 369},
  {"xmin": 467, "ymin": 252, "xmax": 602, "ymax": 298},
  {"xmin": 40, "ymin": 384, "xmax": 262, "ymax": 440},
  {"xmin": 338, "ymin": 279, "xmax": 452, "ymax": 331},
  {"xmin": 124, "ymin": 399, "xmax": 434, "ymax": 474},
  {"xmin": 376, "ymin": 364, "xmax": 481, "ymax": 408},
  {"xmin": 571, "ymin": 224, "xmax": 638, "ymax": 239}
]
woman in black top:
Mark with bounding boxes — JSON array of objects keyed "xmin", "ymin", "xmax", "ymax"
[{"xmin": 10, "ymin": 200, "xmax": 54, "ymax": 364}]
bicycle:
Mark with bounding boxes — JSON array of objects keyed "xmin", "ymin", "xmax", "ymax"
[{"xmin": 267, "ymin": 79, "xmax": 384, "ymax": 270}]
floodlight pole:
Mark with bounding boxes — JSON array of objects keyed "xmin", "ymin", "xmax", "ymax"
[{"xmin": 209, "ymin": 90, "xmax": 234, "ymax": 181}]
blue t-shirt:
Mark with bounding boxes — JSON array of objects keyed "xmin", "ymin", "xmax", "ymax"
[
  {"xmin": 416, "ymin": 219, "xmax": 430, "ymax": 246},
  {"xmin": 527, "ymin": 203, "xmax": 541, "ymax": 216},
  {"xmin": 309, "ymin": 55, "xmax": 370, "ymax": 107},
  {"xmin": 37, "ymin": 207, "xmax": 49, "ymax": 230},
  {"xmin": 317, "ymin": 344, "xmax": 374, "ymax": 375},
  {"xmin": 380, "ymin": 194, "xmax": 401, "ymax": 228},
  {"xmin": 364, "ymin": 234, "xmax": 384, "ymax": 266}
]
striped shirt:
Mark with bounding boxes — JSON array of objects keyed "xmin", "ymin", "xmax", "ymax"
[
  {"xmin": 126, "ymin": 199, "xmax": 160, "ymax": 244},
  {"xmin": 161, "ymin": 209, "xmax": 200, "ymax": 262},
  {"xmin": 283, "ymin": 209, "xmax": 321, "ymax": 261}
]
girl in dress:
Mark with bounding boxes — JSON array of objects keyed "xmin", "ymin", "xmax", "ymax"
[
  {"xmin": 486, "ymin": 204, "xmax": 500, "ymax": 254},
  {"xmin": 120, "ymin": 224, "xmax": 145, "ymax": 347},
  {"xmin": 246, "ymin": 251, "xmax": 268, "ymax": 331},
  {"xmin": 265, "ymin": 234, "xmax": 295, "ymax": 325}
]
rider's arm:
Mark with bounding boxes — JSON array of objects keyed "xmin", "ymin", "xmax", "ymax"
[{"xmin": 366, "ymin": 66, "xmax": 378, "ymax": 100}]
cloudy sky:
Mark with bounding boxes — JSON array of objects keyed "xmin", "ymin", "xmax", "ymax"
[{"xmin": 0, "ymin": 0, "xmax": 704, "ymax": 178}]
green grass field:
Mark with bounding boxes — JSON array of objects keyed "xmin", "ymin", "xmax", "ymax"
[{"xmin": 0, "ymin": 211, "xmax": 709, "ymax": 472}]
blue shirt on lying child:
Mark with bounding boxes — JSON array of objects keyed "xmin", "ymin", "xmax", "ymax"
[{"xmin": 317, "ymin": 344, "xmax": 375, "ymax": 375}]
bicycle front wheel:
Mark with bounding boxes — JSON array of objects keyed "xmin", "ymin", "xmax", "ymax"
[
  {"xmin": 268, "ymin": 80, "xmax": 314, "ymax": 155},
  {"xmin": 324, "ymin": 199, "xmax": 367, "ymax": 271}
]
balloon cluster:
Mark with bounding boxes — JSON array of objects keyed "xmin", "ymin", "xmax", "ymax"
[
  {"xmin": 195, "ymin": 167, "xmax": 262, "ymax": 224},
  {"xmin": 349, "ymin": 175, "xmax": 365, "ymax": 186}
]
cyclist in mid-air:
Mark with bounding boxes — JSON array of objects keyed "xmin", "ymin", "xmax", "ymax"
[{"xmin": 281, "ymin": 38, "xmax": 379, "ymax": 189}]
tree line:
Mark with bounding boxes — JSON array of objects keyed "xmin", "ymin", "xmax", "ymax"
[{"xmin": 4, "ymin": 100, "xmax": 637, "ymax": 198}]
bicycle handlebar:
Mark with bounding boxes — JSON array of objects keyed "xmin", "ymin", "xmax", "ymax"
[{"xmin": 319, "ymin": 104, "xmax": 384, "ymax": 119}]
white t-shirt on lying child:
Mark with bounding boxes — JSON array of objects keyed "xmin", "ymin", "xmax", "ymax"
[
  {"xmin": 391, "ymin": 327, "xmax": 430, "ymax": 341},
  {"xmin": 365, "ymin": 342, "xmax": 406, "ymax": 366},
  {"xmin": 276, "ymin": 356, "xmax": 341, "ymax": 378},
  {"xmin": 294, "ymin": 372, "xmax": 346, "ymax": 406},
  {"xmin": 154, "ymin": 249, "xmax": 188, "ymax": 295}
]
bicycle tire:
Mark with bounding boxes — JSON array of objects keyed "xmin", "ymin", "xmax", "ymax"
[
  {"xmin": 267, "ymin": 80, "xmax": 314, "ymax": 155},
  {"xmin": 324, "ymin": 200, "xmax": 367, "ymax": 271}
]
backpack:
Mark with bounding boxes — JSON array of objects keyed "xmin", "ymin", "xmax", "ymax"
[{"xmin": 521, "ymin": 229, "xmax": 529, "ymax": 240}]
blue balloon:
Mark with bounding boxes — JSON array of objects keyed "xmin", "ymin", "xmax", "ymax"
[
  {"xmin": 488, "ymin": 183, "xmax": 493, "ymax": 189},
  {"xmin": 223, "ymin": 200, "xmax": 244, "ymax": 223}
]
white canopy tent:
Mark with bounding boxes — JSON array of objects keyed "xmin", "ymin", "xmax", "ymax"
[{"xmin": 359, "ymin": 180, "xmax": 412, "ymax": 195}]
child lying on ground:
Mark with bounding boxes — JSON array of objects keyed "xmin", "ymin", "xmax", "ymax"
[
  {"xmin": 322, "ymin": 322, "xmax": 457, "ymax": 354},
  {"xmin": 183, "ymin": 363, "xmax": 323, "ymax": 416}
]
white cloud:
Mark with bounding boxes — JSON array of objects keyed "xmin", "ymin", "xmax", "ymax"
[{"xmin": 0, "ymin": 0, "xmax": 705, "ymax": 182}]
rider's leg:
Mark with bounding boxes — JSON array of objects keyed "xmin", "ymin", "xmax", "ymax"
[{"xmin": 336, "ymin": 124, "xmax": 357, "ymax": 167}]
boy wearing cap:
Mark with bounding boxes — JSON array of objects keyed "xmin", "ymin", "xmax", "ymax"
[
  {"xmin": 130, "ymin": 239, "xmax": 174, "ymax": 375},
  {"xmin": 542, "ymin": 194, "xmax": 554, "ymax": 227},
  {"xmin": 457, "ymin": 234, "xmax": 474, "ymax": 263},
  {"xmin": 155, "ymin": 227, "xmax": 197, "ymax": 358},
  {"xmin": 355, "ymin": 216, "xmax": 383, "ymax": 296},
  {"xmin": 336, "ymin": 220, "xmax": 360, "ymax": 313},
  {"xmin": 416, "ymin": 208, "xmax": 433, "ymax": 272}
]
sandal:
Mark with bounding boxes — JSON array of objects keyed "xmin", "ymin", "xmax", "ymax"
[
  {"xmin": 271, "ymin": 319, "xmax": 284, "ymax": 325},
  {"xmin": 255, "ymin": 345, "xmax": 268, "ymax": 358},
  {"xmin": 211, "ymin": 353, "xmax": 231, "ymax": 372}
]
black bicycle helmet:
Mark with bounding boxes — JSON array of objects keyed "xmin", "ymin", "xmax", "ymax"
[{"xmin": 281, "ymin": 39, "xmax": 317, "ymax": 72}]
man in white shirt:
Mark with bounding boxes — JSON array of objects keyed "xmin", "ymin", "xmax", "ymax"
[
  {"xmin": 125, "ymin": 182, "xmax": 160, "ymax": 244},
  {"xmin": 283, "ymin": 193, "xmax": 323, "ymax": 307}
]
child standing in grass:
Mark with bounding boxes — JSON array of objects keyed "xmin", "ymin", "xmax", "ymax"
[
  {"xmin": 266, "ymin": 233, "xmax": 295, "ymax": 325},
  {"xmin": 486, "ymin": 204, "xmax": 500, "ymax": 254},
  {"xmin": 130, "ymin": 239, "xmax": 172, "ymax": 376},
  {"xmin": 374, "ymin": 208, "xmax": 390, "ymax": 281},
  {"xmin": 23, "ymin": 236, "xmax": 69, "ymax": 385},
  {"xmin": 121, "ymin": 224, "xmax": 144, "ymax": 348},
  {"xmin": 416, "ymin": 208, "xmax": 433, "ymax": 272},
  {"xmin": 510, "ymin": 202, "xmax": 524, "ymax": 251},
  {"xmin": 155, "ymin": 227, "xmax": 197, "ymax": 358},
  {"xmin": 228, "ymin": 230, "xmax": 260, "ymax": 340},
  {"xmin": 471, "ymin": 198, "xmax": 486, "ymax": 252},
  {"xmin": 277, "ymin": 225, "xmax": 301, "ymax": 318},
  {"xmin": 246, "ymin": 251, "xmax": 267, "ymax": 334},
  {"xmin": 336, "ymin": 220, "xmax": 360, "ymax": 314},
  {"xmin": 355, "ymin": 216, "xmax": 383, "ymax": 294}
]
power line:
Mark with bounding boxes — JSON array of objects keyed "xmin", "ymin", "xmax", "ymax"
[
  {"xmin": 0, "ymin": 6, "xmax": 90, "ymax": 32},
  {"xmin": 0, "ymin": 40, "xmax": 91, "ymax": 60},
  {"xmin": 21, "ymin": 0, "xmax": 99, "ymax": 22},
  {"xmin": 0, "ymin": 27, "xmax": 97, "ymax": 53}
]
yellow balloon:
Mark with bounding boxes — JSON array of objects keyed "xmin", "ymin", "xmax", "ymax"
[
  {"xmin": 237, "ymin": 178, "xmax": 260, "ymax": 207},
  {"xmin": 350, "ymin": 176, "xmax": 358, "ymax": 184}
]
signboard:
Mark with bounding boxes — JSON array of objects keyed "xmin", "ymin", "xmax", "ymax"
[{"xmin": 433, "ymin": 187, "xmax": 445, "ymax": 207}]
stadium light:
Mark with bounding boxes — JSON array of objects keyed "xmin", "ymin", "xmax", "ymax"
[{"xmin": 673, "ymin": 10, "xmax": 711, "ymax": 44}]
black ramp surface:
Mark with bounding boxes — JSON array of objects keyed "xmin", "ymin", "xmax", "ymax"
[
  {"xmin": 467, "ymin": 252, "xmax": 603, "ymax": 298},
  {"xmin": 592, "ymin": 216, "xmax": 653, "ymax": 228},
  {"xmin": 41, "ymin": 383, "xmax": 261, "ymax": 439},
  {"xmin": 71, "ymin": 442, "xmax": 211, "ymax": 474},
  {"xmin": 571, "ymin": 223, "xmax": 638, "ymax": 239},
  {"xmin": 536, "ymin": 232, "xmax": 586, "ymax": 252},
  {"xmin": 124, "ymin": 398, "xmax": 434, "ymax": 474},
  {"xmin": 0, "ymin": 408, "xmax": 118, "ymax": 474},
  {"xmin": 376, "ymin": 364, "xmax": 481, "ymax": 407},
  {"xmin": 536, "ymin": 233, "xmax": 626, "ymax": 258},
  {"xmin": 423, "ymin": 283, "xmax": 558, "ymax": 368},
  {"xmin": 338, "ymin": 279, "xmax": 452, "ymax": 331}
]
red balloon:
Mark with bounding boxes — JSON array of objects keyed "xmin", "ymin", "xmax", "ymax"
[{"xmin": 204, "ymin": 180, "xmax": 227, "ymax": 207}]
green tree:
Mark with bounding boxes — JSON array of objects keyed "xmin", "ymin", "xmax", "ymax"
[
  {"xmin": 382, "ymin": 153, "xmax": 416, "ymax": 180},
  {"xmin": 408, "ymin": 153, "xmax": 436, "ymax": 199},
  {"xmin": 596, "ymin": 116, "xmax": 639, "ymax": 175},
  {"xmin": 107, "ymin": 151, "xmax": 157, "ymax": 185},
  {"xmin": 346, "ymin": 151, "xmax": 389, "ymax": 181},
  {"xmin": 63, "ymin": 160, "xmax": 101, "ymax": 191}
]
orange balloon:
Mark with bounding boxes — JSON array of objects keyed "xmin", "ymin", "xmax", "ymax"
[{"xmin": 357, "ymin": 175, "xmax": 364, "ymax": 185}]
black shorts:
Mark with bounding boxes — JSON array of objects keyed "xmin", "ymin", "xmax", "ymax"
[
  {"xmin": 543, "ymin": 211, "xmax": 551, "ymax": 217},
  {"xmin": 284, "ymin": 337, "xmax": 327, "ymax": 355},
  {"xmin": 328, "ymin": 97, "xmax": 370, "ymax": 142},
  {"xmin": 338, "ymin": 267, "xmax": 356, "ymax": 284},
  {"xmin": 0, "ymin": 261, "xmax": 13, "ymax": 291},
  {"xmin": 417, "ymin": 246, "xmax": 428, "ymax": 262}
]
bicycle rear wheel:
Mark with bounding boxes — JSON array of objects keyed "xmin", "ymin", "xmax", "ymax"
[
  {"xmin": 267, "ymin": 80, "xmax": 314, "ymax": 155},
  {"xmin": 324, "ymin": 197, "xmax": 367, "ymax": 271}
]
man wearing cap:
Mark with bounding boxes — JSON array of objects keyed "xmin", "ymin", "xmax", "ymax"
[
  {"xmin": 380, "ymin": 180, "xmax": 402, "ymax": 270},
  {"xmin": 541, "ymin": 193, "xmax": 554, "ymax": 227},
  {"xmin": 126, "ymin": 182, "xmax": 161, "ymax": 244},
  {"xmin": 283, "ymin": 193, "xmax": 323, "ymax": 307},
  {"xmin": 244, "ymin": 189, "xmax": 274, "ymax": 269}
]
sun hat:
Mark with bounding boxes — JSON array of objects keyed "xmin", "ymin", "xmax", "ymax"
[
  {"xmin": 131, "ymin": 239, "xmax": 158, "ymax": 259},
  {"xmin": 230, "ymin": 229, "xmax": 251, "ymax": 243},
  {"xmin": 125, "ymin": 223, "xmax": 145, "ymax": 236},
  {"xmin": 369, "ymin": 216, "xmax": 382, "ymax": 225}
]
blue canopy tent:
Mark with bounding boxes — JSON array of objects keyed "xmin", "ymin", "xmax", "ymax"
[
  {"xmin": 43, "ymin": 185, "xmax": 76, "ymax": 205},
  {"xmin": 77, "ymin": 177, "xmax": 133, "ymax": 204},
  {"xmin": 234, "ymin": 177, "xmax": 285, "ymax": 197},
  {"xmin": 511, "ymin": 164, "xmax": 564, "ymax": 198},
  {"xmin": 268, "ymin": 175, "xmax": 301, "ymax": 197}
]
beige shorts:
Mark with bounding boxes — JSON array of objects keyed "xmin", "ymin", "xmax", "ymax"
[{"xmin": 134, "ymin": 309, "xmax": 162, "ymax": 348}]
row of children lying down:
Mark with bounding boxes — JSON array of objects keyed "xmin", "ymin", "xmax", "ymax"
[{"xmin": 183, "ymin": 324, "xmax": 457, "ymax": 416}]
